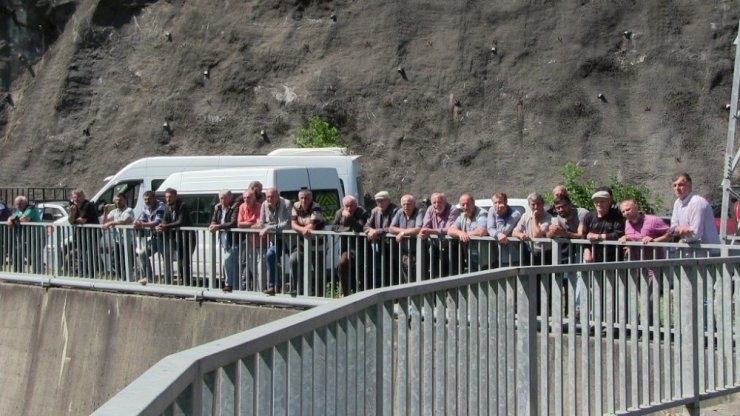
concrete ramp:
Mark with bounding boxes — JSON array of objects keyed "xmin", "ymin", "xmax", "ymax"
[{"xmin": 0, "ymin": 282, "xmax": 298, "ymax": 415}]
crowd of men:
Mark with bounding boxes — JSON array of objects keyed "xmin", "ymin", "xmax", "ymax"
[{"xmin": 0, "ymin": 172, "xmax": 723, "ymax": 297}]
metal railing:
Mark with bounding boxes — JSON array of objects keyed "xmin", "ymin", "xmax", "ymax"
[
  {"xmin": 1, "ymin": 223, "xmax": 738, "ymax": 299},
  {"xmin": 0, "ymin": 187, "xmax": 73, "ymax": 204},
  {"xmin": 93, "ymin": 253, "xmax": 740, "ymax": 415}
]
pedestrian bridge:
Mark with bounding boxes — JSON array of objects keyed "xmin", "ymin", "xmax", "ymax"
[{"xmin": 2, "ymin": 223, "xmax": 740, "ymax": 414}]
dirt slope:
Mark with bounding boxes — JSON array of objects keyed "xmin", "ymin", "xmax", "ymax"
[{"xmin": 1, "ymin": 0, "xmax": 738, "ymax": 210}]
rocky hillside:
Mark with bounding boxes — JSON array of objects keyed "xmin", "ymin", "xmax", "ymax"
[{"xmin": 1, "ymin": 0, "xmax": 738, "ymax": 211}]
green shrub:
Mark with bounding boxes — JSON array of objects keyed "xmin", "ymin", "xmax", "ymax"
[
  {"xmin": 545, "ymin": 162, "xmax": 663, "ymax": 214},
  {"xmin": 294, "ymin": 116, "xmax": 343, "ymax": 148}
]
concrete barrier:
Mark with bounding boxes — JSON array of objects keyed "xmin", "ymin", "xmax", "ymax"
[{"xmin": 0, "ymin": 282, "xmax": 299, "ymax": 415}]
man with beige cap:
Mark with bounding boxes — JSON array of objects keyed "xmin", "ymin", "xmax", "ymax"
[{"xmin": 364, "ymin": 190, "xmax": 398, "ymax": 287}]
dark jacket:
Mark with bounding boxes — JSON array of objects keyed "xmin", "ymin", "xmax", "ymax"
[
  {"xmin": 69, "ymin": 199, "xmax": 100, "ymax": 225},
  {"xmin": 332, "ymin": 206, "xmax": 368, "ymax": 233},
  {"xmin": 161, "ymin": 198, "xmax": 191, "ymax": 230},
  {"xmin": 210, "ymin": 200, "xmax": 240, "ymax": 230}
]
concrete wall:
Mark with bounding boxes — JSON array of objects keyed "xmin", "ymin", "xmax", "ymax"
[{"xmin": 0, "ymin": 282, "xmax": 299, "ymax": 415}]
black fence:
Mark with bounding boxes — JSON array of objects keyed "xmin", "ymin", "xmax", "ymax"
[{"xmin": 0, "ymin": 187, "xmax": 73, "ymax": 205}]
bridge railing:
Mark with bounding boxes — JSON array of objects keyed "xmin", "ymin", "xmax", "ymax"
[
  {"xmin": 1, "ymin": 223, "xmax": 739, "ymax": 299},
  {"xmin": 92, "ymin": 254, "xmax": 740, "ymax": 415}
]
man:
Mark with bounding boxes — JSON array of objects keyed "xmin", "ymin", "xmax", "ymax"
[
  {"xmin": 618, "ymin": 199, "xmax": 671, "ymax": 260},
  {"xmin": 669, "ymin": 172, "xmax": 720, "ymax": 247},
  {"xmin": 579, "ymin": 187, "xmax": 625, "ymax": 263},
  {"xmin": 420, "ymin": 192, "xmax": 459, "ymax": 278},
  {"xmin": 289, "ymin": 189, "xmax": 325, "ymax": 296},
  {"xmin": 513, "ymin": 193, "xmax": 553, "ymax": 265},
  {"xmin": 486, "ymin": 192, "xmax": 522, "ymax": 267},
  {"xmin": 68, "ymin": 189, "xmax": 100, "ymax": 277},
  {"xmin": 133, "ymin": 191, "xmax": 166, "ymax": 282},
  {"xmin": 68, "ymin": 189, "xmax": 100, "ymax": 226},
  {"xmin": 389, "ymin": 194, "xmax": 425, "ymax": 282},
  {"xmin": 6, "ymin": 195, "xmax": 42, "ymax": 273},
  {"xmin": 156, "ymin": 188, "xmax": 194, "ymax": 285},
  {"xmin": 210, "ymin": 190, "xmax": 240, "ymax": 292},
  {"xmin": 237, "ymin": 189, "xmax": 263, "ymax": 290},
  {"xmin": 364, "ymin": 191, "xmax": 398, "ymax": 287},
  {"xmin": 332, "ymin": 195, "xmax": 368, "ymax": 296},
  {"xmin": 547, "ymin": 194, "xmax": 588, "ymax": 315},
  {"xmin": 447, "ymin": 193, "xmax": 488, "ymax": 271},
  {"xmin": 258, "ymin": 187, "xmax": 292, "ymax": 295},
  {"xmin": 546, "ymin": 185, "xmax": 568, "ymax": 217},
  {"xmin": 248, "ymin": 180, "xmax": 265, "ymax": 205},
  {"xmin": 101, "ymin": 193, "xmax": 134, "ymax": 280}
]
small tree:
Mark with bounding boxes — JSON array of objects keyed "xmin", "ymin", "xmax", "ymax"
[
  {"xmin": 545, "ymin": 162, "xmax": 663, "ymax": 214},
  {"xmin": 294, "ymin": 116, "xmax": 342, "ymax": 148}
]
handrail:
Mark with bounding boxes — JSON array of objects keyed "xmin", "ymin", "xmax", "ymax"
[{"xmin": 95, "ymin": 256, "xmax": 740, "ymax": 415}]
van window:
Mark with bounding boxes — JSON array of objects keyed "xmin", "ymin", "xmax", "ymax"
[
  {"xmin": 281, "ymin": 189, "xmax": 340, "ymax": 223},
  {"xmin": 178, "ymin": 195, "xmax": 218, "ymax": 227},
  {"xmin": 151, "ymin": 179, "xmax": 165, "ymax": 192},
  {"xmin": 96, "ymin": 180, "xmax": 142, "ymax": 214}
]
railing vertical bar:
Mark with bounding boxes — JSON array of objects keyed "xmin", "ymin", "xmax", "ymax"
[
  {"xmin": 580, "ymin": 270, "xmax": 590, "ymax": 416},
  {"xmin": 434, "ymin": 291, "xmax": 446, "ymax": 413},
  {"xmin": 567, "ymin": 272, "xmax": 577, "ymax": 416},
  {"xmin": 422, "ymin": 293, "xmax": 434, "ymax": 415},
  {"xmin": 346, "ymin": 315, "xmax": 358, "ymax": 416},
  {"xmin": 552, "ymin": 271, "xmax": 563, "ymax": 416},
  {"xmin": 721, "ymin": 261, "xmax": 732, "ymax": 388},
  {"xmin": 325, "ymin": 324, "xmax": 337, "ymax": 416},
  {"xmin": 256, "ymin": 349, "xmax": 273, "ymax": 415},
  {"xmin": 680, "ymin": 263, "xmax": 700, "ymax": 415},
  {"xmin": 287, "ymin": 338, "xmax": 301, "ymax": 416},
  {"xmin": 697, "ymin": 266, "xmax": 707, "ymax": 395},
  {"xmin": 458, "ymin": 287, "xmax": 469, "ymax": 415},
  {"xmin": 356, "ymin": 311, "xmax": 367, "ymax": 416},
  {"xmin": 733, "ymin": 261, "xmax": 740, "ymax": 385},
  {"xmin": 593, "ymin": 269, "xmax": 603, "ymax": 416},
  {"xmin": 468, "ymin": 283, "xmax": 479, "ymax": 416},
  {"xmin": 540, "ymin": 271, "xmax": 549, "ymax": 416},
  {"xmin": 274, "ymin": 343, "xmax": 288, "ymax": 416},
  {"xmin": 409, "ymin": 295, "xmax": 421, "ymax": 416},
  {"xmin": 311, "ymin": 328, "xmax": 326, "ymax": 416},
  {"xmin": 639, "ymin": 268, "xmax": 649, "ymax": 407},
  {"xmin": 605, "ymin": 269, "xmax": 615, "ymax": 413},
  {"xmin": 506, "ymin": 275, "xmax": 516, "ymax": 415},
  {"xmin": 336, "ymin": 319, "xmax": 348, "ymax": 416},
  {"xmin": 478, "ymin": 282, "xmax": 490, "ymax": 416},
  {"xmin": 490, "ymin": 280, "xmax": 499, "ymax": 414},
  {"xmin": 651, "ymin": 267, "xmax": 661, "ymax": 406},
  {"xmin": 218, "ymin": 363, "xmax": 236, "ymax": 416},
  {"xmin": 396, "ymin": 298, "xmax": 408, "ymax": 415},
  {"xmin": 672, "ymin": 265, "xmax": 682, "ymax": 400},
  {"xmin": 446, "ymin": 289, "xmax": 458, "ymax": 415},
  {"xmin": 617, "ymin": 268, "xmax": 627, "ymax": 411},
  {"xmin": 706, "ymin": 266, "xmax": 716, "ymax": 393},
  {"xmin": 516, "ymin": 270, "xmax": 537, "ymax": 415},
  {"xmin": 201, "ymin": 370, "xmax": 215, "ymax": 415},
  {"xmin": 301, "ymin": 333, "xmax": 314, "ymax": 415},
  {"xmin": 627, "ymin": 268, "xmax": 638, "ymax": 409}
]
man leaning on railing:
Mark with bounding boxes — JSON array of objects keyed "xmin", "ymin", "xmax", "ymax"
[
  {"xmin": 133, "ymin": 191, "xmax": 165, "ymax": 284},
  {"xmin": 6, "ymin": 195, "xmax": 42, "ymax": 274},
  {"xmin": 258, "ymin": 187, "xmax": 292, "ymax": 296}
]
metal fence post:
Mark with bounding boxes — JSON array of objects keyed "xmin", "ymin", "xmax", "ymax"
[
  {"xmin": 516, "ymin": 269, "xmax": 537, "ymax": 415},
  {"xmin": 680, "ymin": 263, "xmax": 700, "ymax": 415}
]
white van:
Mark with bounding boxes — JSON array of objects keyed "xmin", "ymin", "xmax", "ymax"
[
  {"xmin": 156, "ymin": 166, "xmax": 344, "ymax": 225},
  {"xmin": 85, "ymin": 150, "xmax": 361, "ymax": 220},
  {"xmin": 152, "ymin": 166, "xmax": 343, "ymax": 285}
]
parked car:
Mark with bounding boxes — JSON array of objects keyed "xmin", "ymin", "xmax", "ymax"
[{"xmin": 36, "ymin": 201, "xmax": 69, "ymax": 223}]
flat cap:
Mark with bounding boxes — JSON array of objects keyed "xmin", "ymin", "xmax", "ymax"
[
  {"xmin": 591, "ymin": 190, "xmax": 611, "ymax": 200},
  {"xmin": 374, "ymin": 190, "xmax": 391, "ymax": 200}
]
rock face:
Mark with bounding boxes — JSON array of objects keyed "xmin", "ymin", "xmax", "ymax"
[{"xmin": 0, "ymin": 0, "xmax": 738, "ymax": 209}]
